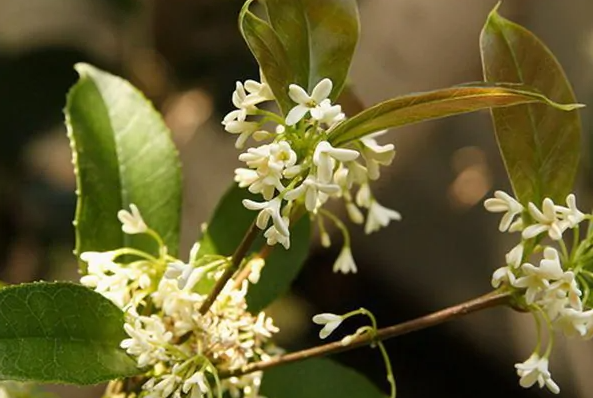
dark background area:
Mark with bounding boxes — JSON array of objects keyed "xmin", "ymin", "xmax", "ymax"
[{"xmin": 1, "ymin": 0, "xmax": 592, "ymax": 397}]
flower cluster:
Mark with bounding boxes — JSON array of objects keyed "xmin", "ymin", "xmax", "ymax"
[
  {"xmin": 81, "ymin": 205, "xmax": 280, "ymax": 398},
  {"xmin": 485, "ymin": 191, "xmax": 593, "ymax": 394},
  {"xmin": 224, "ymin": 74, "xmax": 401, "ymax": 273}
]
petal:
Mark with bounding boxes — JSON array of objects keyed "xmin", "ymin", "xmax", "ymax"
[
  {"xmin": 285, "ymin": 105, "xmax": 309, "ymax": 126},
  {"xmin": 312, "ymin": 313, "xmax": 342, "ymax": 324},
  {"xmin": 522, "ymin": 224, "xmax": 548, "ymax": 240},
  {"xmin": 328, "ymin": 147, "xmax": 360, "ymax": 162},
  {"xmin": 288, "ymin": 84, "xmax": 311, "ymax": 104},
  {"xmin": 311, "ymin": 78, "xmax": 333, "ymax": 103}
]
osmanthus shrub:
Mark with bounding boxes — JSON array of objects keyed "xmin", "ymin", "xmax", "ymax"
[{"xmin": 0, "ymin": 1, "xmax": 587, "ymax": 397}]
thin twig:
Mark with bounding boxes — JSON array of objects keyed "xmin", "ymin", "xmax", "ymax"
[
  {"xmin": 199, "ymin": 221, "xmax": 260, "ymax": 314},
  {"xmin": 220, "ymin": 290, "xmax": 511, "ymax": 378}
]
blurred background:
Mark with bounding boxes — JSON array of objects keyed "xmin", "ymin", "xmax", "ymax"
[{"xmin": 1, "ymin": 0, "xmax": 593, "ymax": 397}]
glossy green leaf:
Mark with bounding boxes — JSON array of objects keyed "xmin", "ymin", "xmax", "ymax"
[
  {"xmin": 328, "ymin": 83, "xmax": 582, "ymax": 148},
  {"xmin": 480, "ymin": 6, "xmax": 582, "ymax": 204},
  {"xmin": 264, "ymin": 0, "xmax": 359, "ymax": 99},
  {"xmin": 0, "ymin": 282, "xmax": 139, "ymax": 384},
  {"xmin": 66, "ymin": 63, "xmax": 182, "ymax": 263},
  {"xmin": 239, "ymin": 1, "xmax": 295, "ymax": 115},
  {"xmin": 198, "ymin": 184, "xmax": 311, "ymax": 312},
  {"xmin": 261, "ymin": 358, "xmax": 385, "ymax": 398}
]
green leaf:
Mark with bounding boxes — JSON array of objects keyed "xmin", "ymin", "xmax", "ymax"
[
  {"xmin": 328, "ymin": 83, "xmax": 582, "ymax": 148},
  {"xmin": 0, "ymin": 282, "xmax": 139, "ymax": 384},
  {"xmin": 261, "ymin": 358, "xmax": 385, "ymax": 398},
  {"xmin": 66, "ymin": 63, "xmax": 182, "ymax": 263},
  {"xmin": 240, "ymin": 1, "xmax": 295, "ymax": 115},
  {"xmin": 264, "ymin": 0, "xmax": 359, "ymax": 99},
  {"xmin": 480, "ymin": 6, "xmax": 582, "ymax": 204},
  {"xmin": 198, "ymin": 184, "xmax": 311, "ymax": 312}
]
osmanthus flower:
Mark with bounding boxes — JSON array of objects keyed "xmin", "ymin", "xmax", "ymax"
[
  {"xmin": 285, "ymin": 78, "xmax": 334, "ymax": 126},
  {"xmin": 118, "ymin": 203, "xmax": 148, "ymax": 234},
  {"xmin": 82, "ymin": 204, "xmax": 280, "ymax": 398},
  {"xmin": 556, "ymin": 193, "xmax": 586, "ymax": 227},
  {"xmin": 515, "ymin": 353, "xmax": 560, "ymax": 394},
  {"xmin": 483, "ymin": 190, "xmax": 524, "ymax": 232},
  {"xmin": 484, "ymin": 190, "xmax": 593, "ymax": 394},
  {"xmin": 312, "ymin": 313, "xmax": 344, "ymax": 339},
  {"xmin": 365, "ymin": 200, "xmax": 402, "ymax": 235},
  {"xmin": 523, "ymin": 198, "xmax": 571, "ymax": 241},
  {"xmin": 333, "ymin": 245, "xmax": 358, "ymax": 274},
  {"xmin": 225, "ymin": 76, "xmax": 402, "ymax": 276},
  {"xmin": 359, "ymin": 131, "xmax": 396, "ymax": 181}
]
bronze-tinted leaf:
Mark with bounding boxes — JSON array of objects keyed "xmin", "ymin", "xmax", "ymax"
[{"xmin": 328, "ymin": 83, "xmax": 581, "ymax": 147}]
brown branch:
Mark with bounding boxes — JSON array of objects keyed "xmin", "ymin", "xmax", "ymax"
[
  {"xmin": 220, "ymin": 290, "xmax": 511, "ymax": 378},
  {"xmin": 199, "ymin": 221, "xmax": 260, "ymax": 314}
]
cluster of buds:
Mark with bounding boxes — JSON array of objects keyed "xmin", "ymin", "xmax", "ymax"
[
  {"xmin": 485, "ymin": 191, "xmax": 593, "ymax": 394},
  {"xmin": 80, "ymin": 205, "xmax": 279, "ymax": 398},
  {"xmin": 224, "ymin": 73, "xmax": 401, "ymax": 273}
]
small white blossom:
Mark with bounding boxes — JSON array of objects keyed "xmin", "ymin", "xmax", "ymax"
[
  {"xmin": 312, "ymin": 313, "xmax": 343, "ymax": 339},
  {"xmin": 247, "ymin": 257, "xmax": 266, "ymax": 284},
  {"xmin": 555, "ymin": 308, "xmax": 593, "ymax": 337},
  {"xmin": 284, "ymin": 175, "xmax": 340, "ymax": 212},
  {"xmin": 515, "ymin": 353, "xmax": 560, "ymax": 394},
  {"xmin": 182, "ymin": 371, "xmax": 210, "ymax": 396},
  {"xmin": 80, "ymin": 250, "xmax": 117, "ymax": 273},
  {"xmin": 556, "ymin": 193, "xmax": 585, "ymax": 228},
  {"xmin": 118, "ymin": 203, "xmax": 148, "ymax": 234},
  {"xmin": 356, "ymin": 183, "xmax": 372, "ymax": 208},
  {"xmin": 313, "ymin": 141, "xmax": 359, "ymax": 183},
  {"xmin": 513, "ymin": 247, "xmax": 563, "ymax": 304},
  {"xmin": 164, "ymin": 261, "xmax": 205, "ymax": 290},
  {"xmin": 484, "ymin": 191, "xmax": 523, "ymax": 232},
  {"xmin": 286, "ymin": 79, "xmax": 333, "ymax": 126},
  {"xmin": 505, "ymin": 243, "xmax": 524, "ymax": 268},
  {"xmin": 365, "ymin": 200, "xmax": 401, "ymax": 234},
  {"xmin": 491, "ymin": 266, "xmax": 516, "ymax": 288},
  {"xmin": 359, "ymin": 131, "xmax": 396, "ymax": 180},
  {"xmin": 333, "ymin": 246, "xmax": 357, "ymax": 274},
  {"xmin": 523, "ymin": 198, "xmax": 569, "ymax": 241},
  {"xmin": 264, "ymin": 221, "xmax": 291, "ymax": 250},
  {"xmin": 310, "ymin": 99, "xmax": 345, "ymax": 126},
  {"xmin": 243, "ymin": 196, "xmax": 289, "ymax": 237}
]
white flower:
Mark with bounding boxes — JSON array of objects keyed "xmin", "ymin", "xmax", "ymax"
[
  {"xmin": 484, "ymin": 191, "xmax": 523, "ymax": 232},
  {"xmin": 556, "ymin": 193, "xmax": 585, "ymax": 228},
  {"xmin": 545, "ymin": 270, "xmax": 582, "ymax": 311},
  {"xmin": 491, "ymin": 266, "xmax": 515, "ymax": 288},
  {"xmin": 234, "ymin": 168, "xmax": 259, "ymax": 188},
  {"xmin": 243, "ymin": 74, "xmax": 275, "ymax": 107},
  {"xmin": 286, "ymin": 79, "xmax": 333, "ymax": 126},
  {"xmin": 243, "ymin": 197, "xmax": 289, "ymax": 237},
  {"xmin": 182, "ymin": 371, "xmax": 210, "ymax": 396},
  {"xmin": 310, "ymin": 99, "xmax": 345, "ymax": 126},
  {"xmin": 118, "ymin": 204, "xmax": 148, "ymax": 234},
  {"xmin": 513, "ymin": 248, "xmax": 563, "ymax": 304},
  {"xmin": 312, "ymin": 313, "xmax": 343, "ymax": 339},
  {"xmin": 80, "ymin": 250, "xmax": 117, "ymax": 273},
  {"xmin": 284, "ymin": 175, "xmax": 340, "ymax": 212},
  {"xmin": 365, "ymin": 200, "xmax": 401, "ymax": 234},
  {"xmin": 164, "ymin": 261, "xmax": 205, "ymax": 290},
  {"xmin": 515, "ymin": 353, "xmax": 559, "ymax": 394},
  {"xmin": 223, "ymin": 120, "xmax": 264, "ymax": 149},
  {"xmin": 555, "ymin": 308, "xmax": 593, "ymax": 337},
  {"xmin": 505, "ymin": 243, "xmax": 524, "ymax": 268},
  {"xmin": 247, "ymin": 257, "xmax": 266, "ymax": 284},
  {"xmin": 522, "ymin": 198, "xmax": 569, "ymax": 241},
  {"xmin": 313, "ymin": 141, "xmax": 359, "ymax": 183},
  {"xmin": 359, "ymin": 131, "xmax": 395, "ymax": 180},
  {"xmin": 356, "ymin": 183, "xmax": 372, "ymax": 208},
  {"xmin": 264, "ymin": 222, "xmax": 291, "ymax": 250},
  {"xmin": 333, "ymin": 246, "xmax": 357, "ymax": 274}
]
